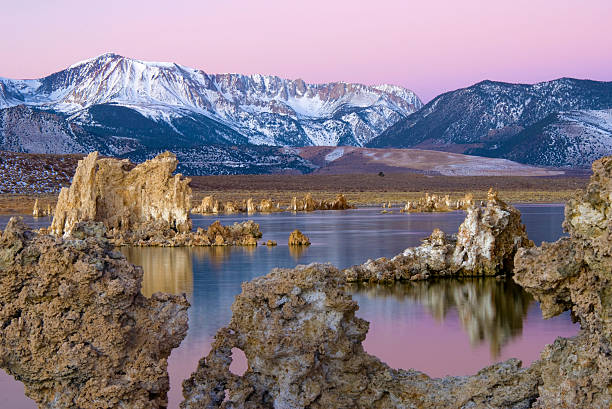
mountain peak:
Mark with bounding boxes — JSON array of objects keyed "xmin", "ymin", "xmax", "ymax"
[
  {"xmin": 0, "ymin": 54, "xmax": 423, "ymax": 149},
  {"xmin": 68, "ymin": 52, "xmax": 123, "ymax": 68}
]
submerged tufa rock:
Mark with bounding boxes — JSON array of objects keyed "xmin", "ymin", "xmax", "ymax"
[
  {"xmin": 32, "ymin": 198, "xmax": 41, "ymax": 217},
  {"xmin": 51, "ymin": 151, "xmax": 192, "ymax": 237},
  {"xmin": 181, "ymin": 263, "xmax": 541, "ymax": 409},
  {"xmin": 513, "ymin": 156, "xmax": 612, "ymax": 408},
  {"xmin": 288, "ymin": 229, "xmax": 311, "ymax": 246},
  {"xmin": 345, "ymin": 190, "xmax": 532, "ymax": 282},
  {"xmin": 192, "ymin": 195, "xmax": 222, "ymax": 214},
  {"xmin": 0, "ymin": 217, "xmax": 189, "ymax": 408}
]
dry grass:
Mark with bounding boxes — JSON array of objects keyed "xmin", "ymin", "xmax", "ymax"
[
  {"xmin": 0, "ymin": 173, "xmax": 589, "ymax": 216},
  {"xmin": 0, "ymin": 194, "xmax": 58, "ymax": 216},
  {"xmin": 190, "ymin": 173, "xmax": 588, "ymax": 206}
]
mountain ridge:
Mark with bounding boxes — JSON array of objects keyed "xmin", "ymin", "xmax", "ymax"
[
  {"xmin": 367, "ymin": 77, "xmax": 612, "ymax": 167},
  {"xmin": 0, "ymin": 53, "xmax": 422, "ymax": 149},
  {"xmin": 2, "ymin": 54, "xmax": 612, "ymax": 169}
]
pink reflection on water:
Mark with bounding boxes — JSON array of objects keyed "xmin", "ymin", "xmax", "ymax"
[
  {"xmin": 0, "ymin": 371, "xmax": 34, "ymax": 409},
  {"xmin": 1, "ymin": 305, "xmax": 580, "ymax": 409},
  {"xmin": 362, "ymin": 304, "xmax": 578, "ymax": 377},
  {"xmin": 163, "ymin": 306, "xmax": 578, "ymax": 409}
]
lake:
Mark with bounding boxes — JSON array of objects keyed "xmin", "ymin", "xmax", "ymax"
[{"xmin": 0, "ymin": 205, "xmax": 579, "ymax": 408}]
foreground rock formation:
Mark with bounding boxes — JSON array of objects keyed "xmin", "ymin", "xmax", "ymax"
[
  {"xmin": 513, "ymin": 155, "xmax": 612, "ymax": 408},
  {"xmin": 181, "ymin": 264, "xmax": 541, "ymax": 408},
  {"xmin": 288, "ymin": 229, "xmax": 311, "ymax": 246},
  {"xmin": 51, "ymin": 151, "xmax": 191, "ymax": 237},
  {"xmin": 0, "ymin": 217, "xmax": 189, "ymax": 408},
  {"xmin": 345, "ymin": 189, "xmax": 532, "ymax": 282}
]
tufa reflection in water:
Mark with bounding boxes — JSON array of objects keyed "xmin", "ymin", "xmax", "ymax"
[
  {"xmin": 288, "ymin": 244, "xmax": 309, "ymax": 261},
  {"xmin": 204, "ymin": 245, "xmax": 257, "ymax": 266},
  {"xmin": 121, "ymin": 246, "xmax": 260, "ymax": 298},
  {"xmin": 122, "ymin": 247, "xmax": 195, "ymax": 298},
  {"xmin": 347, "ymin": 278, "xmax": 533, "ymax": 357}
]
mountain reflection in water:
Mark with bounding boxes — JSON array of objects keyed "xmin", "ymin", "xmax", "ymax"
[{"xmin": 348, "ymin": 278, "xmax": 533, "ymax": 358}]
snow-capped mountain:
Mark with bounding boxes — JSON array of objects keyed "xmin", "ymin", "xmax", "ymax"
[
  {"xmin": 368, "ymin": 78, "xmax": 612, "ymax": 166},
  {"xmin": 0, "ymin": 53, "xmax": 422, "ymax": 151}
]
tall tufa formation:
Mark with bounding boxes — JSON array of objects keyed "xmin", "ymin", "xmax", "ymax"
[
  {"xmin": 0, "ymin": 218, "xmax": 189, "ymax": 408},
  {"xmin": 345, "ymin": 189, "xmax": 533, "ymax": 282},
  {"xmin": 513, "ymin": 156, "xmax": 612, "ymax": 408},
  {"xmin": 51, "ymin": 151, "xmax": 191, "ymax": 237}
]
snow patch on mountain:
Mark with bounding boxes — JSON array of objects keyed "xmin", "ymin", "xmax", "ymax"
[{"xmin": 325, "ymin": 147, "xmax": 345, "ymax": 162}]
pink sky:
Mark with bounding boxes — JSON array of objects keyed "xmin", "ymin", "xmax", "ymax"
[{"xmin": 1, "ymin": 0, "xmax": 611, "ymax": 101}]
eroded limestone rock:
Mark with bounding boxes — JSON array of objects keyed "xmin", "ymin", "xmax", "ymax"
[
  {"xmin": 109, "ymin": 219, "xmax": 262, "ymax": 247},
  {"xmin": 224, "ymin": 201, "xmax": 240, "ymax": 214},
  {"xmin": 246, "ymin": 198, "xmax": 257, "ymax": 213},
  {"xmin": 51, "ymin": 151, "xmax": 191, "ymax": 237},
  {"xmin": 290, "ymin": 193, "xmax": 354, "ymax": 212},
  {"xmin": 192, "ymin": 195, "xmax": 217, "ymax": 214},
  {"xmin": 32, "ymin": 198, "xmax": 41, "ymax": 217},
  {"xmin": 49, "ymin": 153, "xmax": 261, "ymax": 247},
  {"xmin": 32, "ymin": 199, "xmax": 53, "ymax": 218},
  {"xmin": 345, "ymin": 190, "xmax": 532, "ymax": 282},
  {"xmin": 258, "ymin": 198, "xmax": 282, "ymax": 213},
  {"xmin": 513, "ymin": 156, "xmax": 612, "ymax": 408},
  {"xmin": 328, "ymin": 193, "xmax": 352, "ymax": 210},
  {"xmin": 288, "ymin": 229, "xmax": 310, "ymax": 246},
  {"xmin": 0, "ymin": 217, "xmax": 189, "ymax": 408},
  {"xmin": 181, "ymin": 263, "xmax": 540, "ymax": 409},
  {"xmin": 402, "ymin": 192, "xmax": 472, "ymax": 213}
]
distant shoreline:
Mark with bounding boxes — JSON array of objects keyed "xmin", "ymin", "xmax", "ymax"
[{"xmin": 0, "ymin": 172, "xmax": 588, "ymax": 216}]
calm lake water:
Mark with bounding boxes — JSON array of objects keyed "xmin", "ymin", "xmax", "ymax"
[{"xmin": 0, "ymin": 205, "xmax": 578, "ymax": 408}]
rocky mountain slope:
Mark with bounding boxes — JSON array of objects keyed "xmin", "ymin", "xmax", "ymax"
[
  {"xmin": 0, "ymin": 150, "xmax": 83, "ymax": 194},
  {"xmin": 368, "ymin": 78, "xmax": 612, "ymax": 167},
  {"xmin": 469, "ymin": 109, "xmax": 612, "ymax": 168},
  {"xmin": 0, "ymin": 146, "xmax": 316, "ymax": 194},
  {"xmin": 0, "ymin": 53, "xmax": 422, "ymax": 151},
  {"xmin": 0, "ymin": 105, "xmax": 127, "ymax": 154},
  {"xmin": 123, "ymin": 145, "xmax": 317, "ymax": 175}
]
